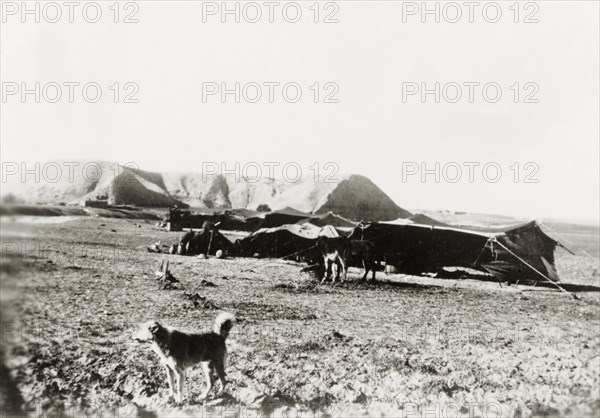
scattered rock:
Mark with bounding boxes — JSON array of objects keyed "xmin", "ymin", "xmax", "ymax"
[
  {"xmin": 146, "ymin": 245, "xmax": 161, "ymax": 253},
  {"xmin": 160, "ymin": 281, "xmax": 179, "ymax": 291},
  {"xmin": 236, "ymin": 387, "xmax": 265, "ymax": 405},
  {"xmin": 200, "ymin": 280, "xmax": 217, "ymax": 287},
  {"xmin": 353, "ymin": 392, "xmax": 368, "ymax": 404},
  {"xmin": 65, "ymin": 265, "xmax": 82, "ymax": 270},
  {"xmin": 183, "ymin": 292, "xmax": 219, "ymax": 310},
  {"xmin": 324, "ymin": 330, "xmax": 352, "ymax": 344}
]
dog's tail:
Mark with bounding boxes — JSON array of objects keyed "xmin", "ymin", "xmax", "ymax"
[{"xmin": 214, "ymin": 312, "xmax": 235, "ymax": 339}]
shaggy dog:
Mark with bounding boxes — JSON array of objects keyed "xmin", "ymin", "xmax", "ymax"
[{"xmin": 133, "ymin": 312, "xmax": 235, "ymax": 403}]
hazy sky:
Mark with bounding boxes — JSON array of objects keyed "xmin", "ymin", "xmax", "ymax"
[{"xmin": 1, "ymin": 1, "xmax": 598, "ymax": 222}]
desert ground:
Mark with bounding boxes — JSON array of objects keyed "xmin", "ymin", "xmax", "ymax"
[{"xmin": 1, "ymin": 216, "xmax": 599, "ymax": 417}]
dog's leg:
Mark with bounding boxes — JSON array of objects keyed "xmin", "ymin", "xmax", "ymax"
[
  {"xmin": 164, "ymin": 364, "xmax": 175, "ymax": 399},
  {"xmin": 174, "ymin": 368, "xmax": 185, "ymax": 403},
  {"xmin": 214, "ymin": 358, "xmax": 227, "ymax": 396},
  {"xmin": 200, "ymin": 362, "xmax": 214, "ymax": 400}
]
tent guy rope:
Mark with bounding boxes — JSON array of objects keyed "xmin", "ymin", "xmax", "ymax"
[
  {"xmin": 489, "ymin": 237, "xmax": 578, "ymax": 299},
  {"xmin": 240, "ymin": 244, "xmax": 317, "ymax": 273}
]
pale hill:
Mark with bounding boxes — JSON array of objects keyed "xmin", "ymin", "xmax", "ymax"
[
  {"xmin": 315, "ymin": 175, "xmax": 412, "ymax": 221},
  {"xmin": 2, "ymin": 161, "xmax": 180, "ymax": 207},
  {"xmin": 2, "ymin": 161, "xmax": 410, "ymax": 221}
]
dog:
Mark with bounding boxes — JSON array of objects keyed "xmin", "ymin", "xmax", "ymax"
[
  {"xmin": 317, "ymin": 236, "xmax": 351, "ymax": 283},
  {"xmin": 133, "ymin": 312, "xmax": 235, "ymax": 403}
]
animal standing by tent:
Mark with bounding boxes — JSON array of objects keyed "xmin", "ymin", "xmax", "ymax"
[
  {"xmin": 317, "ymin": 236, "xmax": 351, "ymax": 283},
  {"xmin": 350, "ymin": 240, "xmax": 378, "ymax": 281}
]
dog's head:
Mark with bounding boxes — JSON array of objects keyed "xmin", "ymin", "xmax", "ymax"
[{"xmin": 132, "ymin": 321, "xmax": 161, "ymax": 342}]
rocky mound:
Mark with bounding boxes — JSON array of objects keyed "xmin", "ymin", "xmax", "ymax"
[{"xmin": 2, "ymin": 161, "xmax": 410, "ymax": 221}]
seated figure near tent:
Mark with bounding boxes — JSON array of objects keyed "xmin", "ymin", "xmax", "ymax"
[
  {"xmin": 317, "ymin": 236, "xmax": 351, "ymax": 283},
  {"xmin": 177, "ymin": 230, "xmax": 196, "ymax": 255},
  {"xmin": 202, "ymin": 220, "xmax": 219, "ymax": 233},
  {"xmin": 174, "ymin": 222, "xmax": 234, "ymax": 257}
]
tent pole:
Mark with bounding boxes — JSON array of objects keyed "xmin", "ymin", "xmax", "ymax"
[
  {"xmin": 470, "ymin": 237, "xmax": 504, "ymax": 288},
  {"xmin": 207, "ymin": 230, "xmax": 214, "ymax": 255},
  {"xmin": 473, "ymin": 237, "xmax": 493, "ymax": 267}
]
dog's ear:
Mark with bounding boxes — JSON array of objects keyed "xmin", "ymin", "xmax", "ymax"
[{"xmin": 149, "ymin": 322, "xmax": 160, "ymax": 334}]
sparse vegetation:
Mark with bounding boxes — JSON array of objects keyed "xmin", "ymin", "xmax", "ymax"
[
  {"xmin": 1, "ymin": 217, "xmax": 598, "ymax": 417},
  {"xmin": 1, "ymin": 193, "xmax": 21, "ymax": 204}
]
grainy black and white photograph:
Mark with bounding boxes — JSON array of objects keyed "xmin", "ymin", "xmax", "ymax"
[{"xmin": 0, "ymin": 1, "xmax": 599, "ymax": 417}]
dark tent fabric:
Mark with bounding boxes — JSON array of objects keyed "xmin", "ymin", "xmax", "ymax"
[
  {"xmin": 237, "ymin": 224, "xmax": 338, "ymax": 259},
  {"xmin": 348, "ymin": 221, "xmax": 559, "ymax": 283},
  {"xmin": 210, "ymin": 212, "xmax": 252, "ymax": 231},
  {"xmin": 349, "ymin": 222, "xmax": 490, "ymax": 275},
  {"xmin": 165, "ymin": 208, "xmax": 318, "ymax": 232},
  {"xmin": 479, "ymin": 221, "xmax": 559, "ymax": 282},
  {"xmin": 178, "ymin": 229, "xmax": 236, "ymax": 255},
  {"xmin": 296, "ymin": 212, "xmax": 357, "ymax": 229},
  {"xmin": 246, "ymin": 209, "xmax": 314, "ymax": 230},
  {"xmin": 165, "ymin": 210, "xmax": 253, "ymax": 231},
  {"xmin": 229, "ymin": 208, "xmax": 261, "ymax": 218},
  {"xmin": 277, "ymin": 206, "xmax": 314, "ymax": 217},
  {"xmin": 235, "ymin": 217, "xmax": 559, "ymax": 283}
]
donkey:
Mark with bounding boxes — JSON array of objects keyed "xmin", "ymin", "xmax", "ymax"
[
  {"xmin": 316, "ymin": 236, "xmax": 351, "ymax": 283},
  {"xmin": 350, "ymin": 240, "xmax": 378, "ymax": 281}
]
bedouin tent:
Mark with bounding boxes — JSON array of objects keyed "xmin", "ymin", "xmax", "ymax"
[
  {"xmin": 176, "ymin": 228, "xmax": 236, "ymax": 256},
  {"xmin": 164, "ymin": 210, "xmax": 252, "ymax": 231},
  {"xmin": 296, "ymin": 211, "xmax": 357, "ymax": 230},
  {"xmin": 237, "ymin": 223, "xmax": 339, "ymax": 259},
  {"xmin": 348, "ymin": 221, "xmax": 560, "ymax": 283},
  {"xmin": 245, "ymin": 208, "xmax": 315, "ymax": 230},
  {"xmin": 407, "ymin": 213, "xmax": 450, "ymax": 227},
  {"xmin": 165, "ymin": 206, "xmax": 331, "ymax": 232}
]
